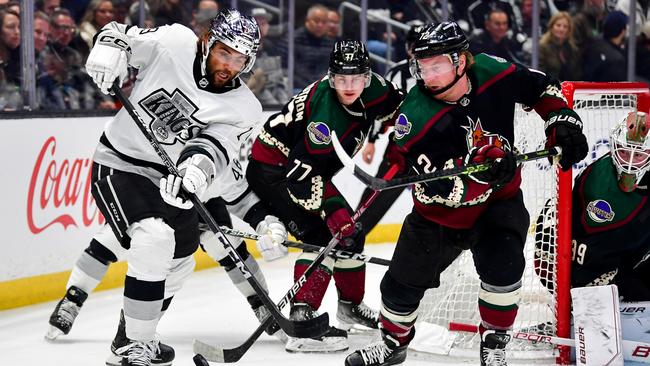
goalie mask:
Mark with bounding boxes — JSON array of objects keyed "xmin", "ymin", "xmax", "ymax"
[
  {"xmin": 409, "ymin": 21, "xmax": 469, "ymax": 95},
  {"xmin": 200, "ymin": 9, "xmax": 260, "ymax": 85},
  {"xmin": 610, "ymin": 111, "xmax": 650, "ymax": 192}
]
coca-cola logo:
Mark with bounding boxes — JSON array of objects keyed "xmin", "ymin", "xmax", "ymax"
[{"xmin": 27, "ymin": 136, "xmax": 104, "ymax": 234}]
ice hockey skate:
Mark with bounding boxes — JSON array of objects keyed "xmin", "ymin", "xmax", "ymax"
[
  {"xmin": 252, "ymin": 300, "xmax": 288, "ymax": 342},
  {"xmin": 45, "ymin": 286, "xmax": 88, "ymax": 340},
  {"xmin": 106, "ymin": 310, "xmax": 175, "ymax": 366},
  {"xmin": 344, "ymin": 330, "xmax": 407, "ymax": 366},
  {"xmin": 480, "ymin": 329, "xmax": 511, "ymax": 366},
  {"xmin": 285, "ymin": 303, "xmax": 348, "ymax": 353},
  {"xmin": 337, "ymin": 299, "xmax": 379, "ymax": 332}
]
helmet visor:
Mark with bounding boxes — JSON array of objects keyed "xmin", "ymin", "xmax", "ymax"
[
  {"xmin": 416, "ymin": 57, "xmax": 455, "ymax": 79},
  {"xmin": 328, "ymin": 71, "xmax": 371, "ymax": 90}
]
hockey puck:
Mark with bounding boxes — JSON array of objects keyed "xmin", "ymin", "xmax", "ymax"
[{"xmin": 193, "ymin": 353, "xmax": 210, "ymax": 366}]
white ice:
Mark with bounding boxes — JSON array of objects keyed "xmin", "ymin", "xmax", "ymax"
[{"xmin": 3, "ymin": 243, "xmax": 645, "ymax": 366}]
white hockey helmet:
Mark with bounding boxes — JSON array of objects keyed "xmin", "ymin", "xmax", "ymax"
[
  {"xmin": 610, "ymin": 111, "xmax": 650, "ymax": 192},
  {"xmin": 200, "ymin": 9, "xmax": 260, "ymax": 81}
]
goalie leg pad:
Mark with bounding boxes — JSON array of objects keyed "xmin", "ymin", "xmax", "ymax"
[
  {"xmin": 293, "ymin": 252, "xmax": 335, "ymax": 310},
  {"xmin": 333, "ymin": 259, "xmax": 366, "ymax": 304}
]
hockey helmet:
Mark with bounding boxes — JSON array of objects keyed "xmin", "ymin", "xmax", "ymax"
[
  {"xmin": 610, "ymin": 111, "xmax": 650, "ymax": 192},
  {"xmin": 405, "ymin": 20, "xmax": 425, "ymax": 53},
  {"xmin": 200, "ymin": 9, "xmax": 260, "ymax": 81},
  {"xmin": 328, "ymin": 40, "xmax": 371, "ymax": 88},
  {"xmin": 409, "ymin": 21, "xmax": 469, "ymax": 80}
]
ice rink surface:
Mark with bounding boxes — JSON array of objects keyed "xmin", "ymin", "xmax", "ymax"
[{"xmin": 1, "ymin": 242, "xmax": 641, "ymax": 366}]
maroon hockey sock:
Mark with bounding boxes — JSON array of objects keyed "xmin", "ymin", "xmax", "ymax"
[
  {"xmin": 293, "ymin": 260, "xmax": 332, "ymax": 310},
  {"xmin": 333, "ymin": 264, "xmax": 366, "ymax": 304},
  {"xmin": 478, "ymin": 300, "xmax": 518, "ymax": 334},
  {"xmin": 380, "ymin": 313, "xmax": 415, "ymax": 346}
]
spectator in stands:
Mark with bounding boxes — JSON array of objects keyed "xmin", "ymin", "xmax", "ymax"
[
  {"xmin": 467, "ymin": 0, "xmax": 522, "ymax": 34},
  {"xmin": 126, "ymin": 1, "xmax": 154, "ymax": 28},
  {"xmin": 34, "ymin": 10, "xmax": 50, "ymax": 77},
  {"xmin": 327, "ymin": 8, "xmax": 340, "ymax": 40},
  {"xmin": 49, "ymin": 8, "xmax": 84, "ymax": 71},
  {"xmin": 0, "ymin": 8, "xmax": 21, "ymax": 110},
  {"xmin": 60, "ymin": 0, "xmax": 90, "ymax": 23},
  {"xmin": 0, "ymin": 9, "xmax": 20, "ymax": 85},
  {"xmin": 583, "ymin": 10, "xmax": 629, "ymax": 82},
  {"xmin": 37, "ymin": 0, "xmax": 61, "ymax": 16},
  {"xmin": 37, "ymin": 47, "xmax": 114, "ymax": 110},
  {"xmin": 572, "ymin": 0, "xmax": 607, "ymax": 52},
  {"xmin": 153, "ymin": 0, "xmax": 192, "ymax": 27},
  {"xmin": 79, "ymin": 0, "xmax": 114, "ymax": 51},
  {"xmin": 5, "ymin": 0, "xmax": 18, "ymax": 14},
  {"xmin": 539, "ymin": 12, "xmax": 581, "ymax": 81},
  {"xmin": 469, "ymin": 8, "xmax": 525, "ymax": 63},
  {"xmin": 246, "ymin": 7, "xmax": 289, "ymax": 105},
  {"xmin": 191, "ymin": 0, "xmax": 219, "ymax": 35},
  {"xmin": 636, "ymin": 22, "xmax": 650, "ymax": 82},
  {"xmin": 519, "ymin": 0, "xmax": 550, "ymax": 37},
  {"xmin": 616, "ymin": 0, "xmax": 650, "ymax": 36},
  {"xmin": 293, "ymin": 4, "xmax": 335, "ymax": 90}
]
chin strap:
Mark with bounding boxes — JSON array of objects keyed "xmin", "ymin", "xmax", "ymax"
[{"xmin": 425, "ymin": 67, "xmax": 467, "ymax": 96}]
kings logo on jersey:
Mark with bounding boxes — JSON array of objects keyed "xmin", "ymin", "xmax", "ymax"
[
  {"xmin": 139, "ymin": 88, "xmax": 204, "ymax": 145},
  {"xmin": 462, "ymin": 117, "xmax": 511, "ymax": 151}
]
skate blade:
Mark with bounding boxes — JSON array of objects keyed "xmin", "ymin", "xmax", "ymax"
[
  {"xmin": 105, "ymin": 354, "xmax": 121, "ymax": 366},
  {"xmin": 44, "ymin": 326, "xmax": 64, "ymax": 341},
  {"xmin": 284, "ymin": 336, "xmax": 348, "ymax": 353}
]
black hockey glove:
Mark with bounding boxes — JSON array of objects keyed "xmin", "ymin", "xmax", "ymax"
[
  {"xmin": 544, "ymin": 109, "xmax": 588, "ymax": 171},
  {"xmin": 467, "ymin": 145, "xmax": 517, "ymax": 186}
]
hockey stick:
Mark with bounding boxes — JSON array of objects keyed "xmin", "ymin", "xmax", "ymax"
[
  {"xmin": 450, "ymin": 322, "xmax": 650, "ymax": 364},
  {"xmin": 331, "ymin": 131, "xmax": 562, "ymax": 191},
  {"xmin": 193, "ymin": 164, "xmax": 400, "ymax": 364},
  {"xmin": 111, "ymin": 84, "xmax": 328, "ymax": 339},
  {"xmin": 219, "ymin": 226, "xmax": 391, "ymax": 266}
]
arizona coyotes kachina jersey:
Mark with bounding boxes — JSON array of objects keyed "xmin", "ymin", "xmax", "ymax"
[{"xmin": 93, "ymin": 23, "xmax": 262, "ymax": 212}]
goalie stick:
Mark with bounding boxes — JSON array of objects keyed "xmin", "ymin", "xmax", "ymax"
[
  {"xmin": 111, "ymin": 84, "xmax": 328, "ymax": 339},
  {"xmin": 331, "ymin": 131, "xmax": 562, "ymax": 191},
  {"xmin": 219, "ymin": 226, "xmax": 391, "ymax": 266},
  {"xmin": 449, "ymin": 322, "xmax": 650, "ymax": 364},
  {"xmin": 193, "ymin": 164, "xmax": 400, "ymax": 364}
]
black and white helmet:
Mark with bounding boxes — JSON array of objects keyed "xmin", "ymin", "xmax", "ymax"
[
  {"xmin": 409, "ymin": 21, "xmax": 469, "ymax": 80},
  {"xmin": 201, "ymin": 8, "xmax": 260, "ymax": 79}
]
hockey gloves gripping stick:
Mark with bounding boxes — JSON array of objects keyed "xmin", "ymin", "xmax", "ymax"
[
  {"xmin": 192, "ymin": 164, "xmax": 399, "ymax": 363},
  {"xmin": 544, "ymin": 109, "xmax": 588, "ymax": 171},
  {"xmin": 218, "ymin": 226, "xmax": 391, "ymax": 266},
  {"xmin": 466, "ymin": 145, "xmax": 517, "ymax": 186},
  {"xmin": 110, "ymin": 83, "xmax": 328, "ymax": 339},
  {"xmin": 331, "ymin": 131, "xmax": 562, "ymax": 191}
]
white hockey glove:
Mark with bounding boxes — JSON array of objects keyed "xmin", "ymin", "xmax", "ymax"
[
  {"xmin": 178, "ymin": 154, "xmax": 215, "ymax": 197},
  {"xmin": 160, "ymin": 174, "xmax": 193, "ymax": 209},
  {"xmin": 255, "ymin": 215, "xmax": 288, "ymax": 261},
  {"xmin": 85, "ymin": 22, "xmax": 131, "ymax": 94}
]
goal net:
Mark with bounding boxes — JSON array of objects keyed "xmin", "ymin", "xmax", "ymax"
[{"xmin": 408, "ymin": 82, "xmax": 650, "ymax": 364}]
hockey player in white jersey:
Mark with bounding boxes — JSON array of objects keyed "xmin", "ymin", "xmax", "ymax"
[{"xmin": 71, "ymin": 9, "xmax": 288, "ymax": 366}]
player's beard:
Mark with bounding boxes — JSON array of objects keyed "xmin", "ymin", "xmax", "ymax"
[{"xmin": 208, "ymin": 67, "xmax": 237, "ymax": 88}]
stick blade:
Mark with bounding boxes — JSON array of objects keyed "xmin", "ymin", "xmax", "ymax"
[
  {"xmin": 330, "ymin": 131, "xmax": 386, "ymax": 190},
  {"xmin": 193, "ymin": 340, "xmax": 226, "ymax": 363},
  {"xmin": 280, "ymin": 312, "xmax": 330, "ymax": 338}
]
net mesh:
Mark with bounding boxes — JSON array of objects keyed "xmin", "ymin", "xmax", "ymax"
[{"xmin": 409, "ymin": 86, "xmax": 640, "ymax": 362}]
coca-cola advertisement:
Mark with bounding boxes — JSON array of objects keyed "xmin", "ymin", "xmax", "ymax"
[{"xmin": 1, "ymin": 116, "xmax": 109, "ymax": 281}]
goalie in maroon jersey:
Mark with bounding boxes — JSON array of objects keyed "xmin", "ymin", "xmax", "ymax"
[{"xmin": 345, "ymin": 21, "xmax": 588, "ymax": 366}]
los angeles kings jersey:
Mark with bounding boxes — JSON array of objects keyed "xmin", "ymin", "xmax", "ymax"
[
  {"xmin": 92, "ymin": 23, "xmax": 263, "ymax": 216},
  {"xmin": 251, "ymin": 73, "xmax": 403, "ymax": 217},
  {"xmin": 394, "ymin": 53, "xmax": 571, "ymax": 229}
]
